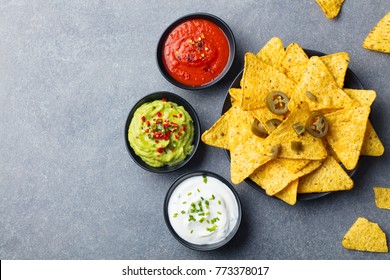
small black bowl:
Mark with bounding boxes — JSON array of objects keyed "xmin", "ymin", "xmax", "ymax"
[
  {"xmin": 156, "ymin": 13, "xmax": 236, "ymax": 90},
  {"xmin": 125, "ymin": 91, "xmax": 201, "ymax": 173},
  {"xmin": 164, "ymin": 171, "xmax": 242, "ymax": 251}
]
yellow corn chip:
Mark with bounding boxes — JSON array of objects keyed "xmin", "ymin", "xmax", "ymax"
[
  {"xmin": 320, "ymin": 52, "xmax": 350, "ymax": 88},
  {"xmin": 342, "ymin": 217, "xmax": 388, "ymax": 253},
  {"xmin": 230, "ymin": 134, "xmax": 271, "ymax": 184},
  {"xmin": 316, "ymin": 0, "xmax": 345, "ymax": 19},
  {"xmin": 261, "ymin": 102, "xmax": 328, "ymax": 160},
  {"xmin": 250, "ymin": 159, "xmax": 322, "ymax": 196},
  {"xmin": 201, "ymin": 107, "xmax": 233, "ymax": 150},
  {"xmin": 280, "ymin": 158, "xmax": 311, "ymax": 174},
  {"xmin": 256, "ymin": 37, "xmax": 286, "ymax": 72},
  {"xmin": 373, "ymin": 187, "xmax": 390, "ymax": 210},
  {"xmin": 363, "ymin": 12, "xmax": 390, "ymax": 53},
  {"xmin": 281, "ymin": 43, "xmax": 309, "ymax": 83},
  {"xmin": 289, "ymin": 56, "xmax": 353, "ymax": 112},
  {"xmin": 228, "ymin": 106, "xmax": 254, "ymax": 150},
  {"xmin": 241, "ymin": 52, "xmax": 296, "ymax": 110},
  {"xmin": 361, "ymin": 121, "xmax": 385, "ymax": 156},
  {"xmin": 343, "ymin": 88, "xmax": 376, "ymax": 107},
  {"xmin": 298, "ymin": 155, "xmax": 353, "ymax": 193},
  {"xmin": 229, "ymin": 88, "xmax": 241, "ymax": 107},
  {"xmin": 325, "ymin": 106, "xmax": 370, "ymax": 170},
  {"xmin": 275, "ymin": 179, "xmax": 298, "ymax": 206}
]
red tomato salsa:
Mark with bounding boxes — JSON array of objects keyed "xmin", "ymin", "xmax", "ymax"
[{"xmin": 162, "ymin": 19, "xmax": 230, "ymax": 87}]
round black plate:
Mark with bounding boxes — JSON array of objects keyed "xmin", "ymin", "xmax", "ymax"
[{"xmin": 222, "ymin": 49, "xmax": 363, "ymax": 200}]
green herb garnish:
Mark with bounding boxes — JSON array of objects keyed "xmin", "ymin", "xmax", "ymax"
[
  {"xmin": 173, "ymin": 213, "xmax": 178, "ymax": 218},
  {"xmin": 188, "ymin": 215, "xmax": 196, "ymax": 222},
  {"xmin": 203, "ymin": 175, "xmax": 207, "ymax": 183},
  {"xmin": 206, "ymin": 224, "xmax": 218, "ymax": 232},
  {"xmin": 181, "ymin": 210, "xmax": 186, "ymax": 214}
]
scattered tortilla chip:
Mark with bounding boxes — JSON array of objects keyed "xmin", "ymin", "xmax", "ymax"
[
  {"xmin": 275, "ymin": 180, "xmax": 298, "ymax": 206},
  {"xmin": 250, "ymin": 159, "xmax": 322, "ymax": 196},
  {"xmin": 289, "ymin": 56, "xmax": 353, "ymax": 112},
  {"xmin": 298, "ymin": 155, "xmax": 353, "ymax": 193},
  {"xmin": 201, "ymin": 107, "xmax": 233, "ymax": 150},
  {"xmin": 325, "ymin": 106, "xmax": 370, "ymax": 170},
  {"xmin": 361, "ymin": 121, "xmax": 385, "ymax": 156},
  {"xmin": 316, "ymin": 0, "xmax": 345, "ymax": 19},
  {"xmin": 342, "ymin": 217, "xmax": 388, "ymax": 253},
  {"xmin": 320, "ymin": 52, "xmax": 350, "ymax": 88},
  {"xmin": 256, "ymin": 37, "xmax": 286, "ymax": 72},
  {"xmin": 280, "ymin": 43, "xmax": 309, "ymax": 83},
  {"xmin": 261, "ymin": 102, "xmax": 328, "ymax": 160},
  {"xmin": 373, "ymin": 187, "xmax": 390, "ymax": 210},
  {"xmin": 241, "ymin": 52, "xmax": 296, "ymax": 110},
  {"xmin": 363, "ymin": 12, "xmax": 390, "ymax": 53}
]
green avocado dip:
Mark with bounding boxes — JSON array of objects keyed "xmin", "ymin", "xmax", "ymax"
[{"xmin": 128, "ymin": 98, "xmax": 194, "ymax": 167}]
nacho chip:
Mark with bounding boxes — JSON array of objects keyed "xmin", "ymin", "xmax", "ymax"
[
  {"xmin": 229, "ymin": 88, "xmax": 241, "ymax": 107},
  {"xmin": 373, "ymin": 187, "xmax": 390, "ymax": 210},
  {"xmin": 325, "ymin": 106, "xmax": 370, "ymax": 170},
  {"xmin": 298, "ymin": 155, "xmax": 353, "ymax": 193},
  {"xmin": 241, "ymin": 52, "xmax": 296, "ymax": 110},
  {"xmin": 361, "ymin": 121, "xmax": 385, "ymax": 156},
  {"xmin": 280, "ymin": 158, "xmax": 311, "ymax": 174},
  {"xmin": 289, "ymin": 56, "xmax": 353, "ymax": 112},
  {"xmin": 250, "ymin": 159, "xmax": 322, "ymax": 196},
  {"xmin": 343, "ymin": 88, "xmax": 377, "ymax": 107},
  {"xmin": 363, "ymin": 12, "xmax": 390, "ymax": 53},
  {"xmin": 275, "ymin": 180, "xmax": 298, "ymax": 206},
  {"xmin": 228, "ymin": 106, "xmax": 254, "ymax": 149},
  {"xmin": 201, "ymin": 107, "xmax": 233, "ymax": 149},
  {"xmin": 256, "ymin": 37, "xmax": 286, "ymax": 72},
  {"xmin": 281, "ymin": 43, "xmax": 309, "ymax": 84},
  {"xmin": 316, "ymin": 0, "xmax": 345, "ymax": 19},
  {"xmin": 320, "ymin": 52, "xmax": 350, "ymax": 88},
  {"xmin": 230, "ymin": 134, "xmax": 271, "ymax": 184},
  {"xmin": 261, "ymin": 102, "xmax": 328, "ymax": 160},
  {"xmin": 342, "ymin": 217, "xmax": 388, "ymax": 253}
]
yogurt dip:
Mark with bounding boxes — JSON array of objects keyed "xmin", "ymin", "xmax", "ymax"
[{"xmin": 167, "ymin": 174, "xmax": 239, "ymax": 245}]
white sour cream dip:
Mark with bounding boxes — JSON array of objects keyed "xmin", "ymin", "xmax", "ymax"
[{"xmin": 168, "ymin": 175, "xmax": 239, "ymax": 245}]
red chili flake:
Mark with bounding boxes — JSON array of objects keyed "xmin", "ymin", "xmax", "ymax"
[
  {"xmin": 157, "ymin": 147, "xmax": 163, "ymax": 153},
  {"xmin": 179, "ymin": 113, "xmax": 183, "ymax": 118},
  {"xmin": 157, "ymin": 112, "xmax": 162, "ymax": 117},
  {"xmin": 141, "ymin": 116, "xmax": 146, "ymax": 122},
  {"xmin": 162, "ymin": 97, "xmax": 167, "ymax": 102},
  {"xmin": 173, "ymin": 115, "xmax": 178, "ymax": 118}
]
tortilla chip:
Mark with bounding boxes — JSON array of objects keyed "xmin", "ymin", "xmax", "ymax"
[
  {"xmin": 363, "ymin": 12, "xmax": 390, "ymax": 53},
  {"xmin": 250, "ymin": 159, "xmax": 322, "ymax": 196},
  {"xmin": 241, "ymin": 52, "xmax": 296, "ymax": 110},
  {"xmin": 289, "ymin": 56, "xmax": 353, "ymax": 112},
  {"xmin": 261, "ymin": 102, "xmax": 328, "ymax": 160},
  {"xmin": 275, "ymin": 180, "xmax": 298, "ymax": 205},
  {"xmin": 256, "ymin": 37, "xmax": 286, "ymax": 72},
  {"xmin": 342, "ymin": 217, "xmax": 388, "ymax": 253},
  {"xmin": 228, "ymin": 106, "xmax": 254, "ymax": 150},
  {"xmin": 298, "ymin": 155, "xmax": 353, "ymax": 193},
  {"xmin": 373, "ymin": 187, "xmax": 390, "ymax": 210},
  {"xmin": 343, "ymin": 88, "xmax": 376, "ymax": 107},
  {"xmin": 320, "ymin": 52, "xmax": 350, "ymax": 88},
  {"xmin": 361, "ymin": 121, "xmax": 385, "ymax": 156},
  {"xmin": 325, "ymin": 106, "xmax": 370, "ymax": 170},
  {"xmin": 229, "ymin": 88, "xmax": 241, "ymax": 107},
  {"xmin": 316, "ymin": 0, "xmax": 345, "ymax": 19},
  {"xmin": 280, "ymin": 158, "xmax": 311, "ymax": 174},
  {"xmin": 201, "ymin": 107, "xmax": 233, "ymax": 149},
  {"xmin": 280, "ymin": 43, "xmax": 309, "ymax": 83},
  {"xmin": 230, "ymin": 134, "xmax": 271, "ymax": 184}
]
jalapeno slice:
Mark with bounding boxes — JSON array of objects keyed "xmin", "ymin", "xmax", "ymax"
[
  {"xmin": 291, "ymin": 140, "xmax": 303, "ymax": 152},
  {"xmin": 251, "ymin": 119, "xmax": 268, "ymax": 138},
  {"xmin": 266, "ymin": 91, "xmax": 290, "ymax": 115},
  {"xmin": 266, "ymin": 118, "xmax": 282, "ymax": 132},
  {"xmin": 306, "ymin": 112, "xmax": 328, "ymax": 138},
  {"xmin": 292, "ymin": 122, "xmax": 305, "ymax": 135},
  {"xmin": 269, "ymin": 144, "xmax": 281, "ymax": 158}
]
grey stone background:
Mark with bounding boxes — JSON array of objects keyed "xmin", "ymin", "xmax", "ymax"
[{"xmin": 1, "ymin": 0, "xmax": 389, "ymax": 259}]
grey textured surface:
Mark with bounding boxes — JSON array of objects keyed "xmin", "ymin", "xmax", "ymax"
[{"xmin": 1, "ymin": 0, "xmax": 389, "ymax": 260}]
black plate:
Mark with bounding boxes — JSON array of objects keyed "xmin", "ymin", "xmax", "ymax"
[
  {"xmin": 222, "ymin": 49, "xmax": 363, "ymax": 200},
  {"xmin": 125, "ymin": 91, "xmax": 201, "ymax": 173}
]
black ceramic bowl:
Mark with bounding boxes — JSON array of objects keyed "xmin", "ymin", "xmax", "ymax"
[
  {"xmin": 164, "ymin": 171, "xmax": 242, "ymax": 251},
  {"xmin": 156, "ymin": 13, "xmax": 236, "ymax": 90},
  {"xmin": 125, "ymin": 91, "xmax": 201, "ymax": 173}
]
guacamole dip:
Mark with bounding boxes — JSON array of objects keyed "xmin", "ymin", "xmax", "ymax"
[{"xmin": 128, "ymin": 98, "xmax": 194, "ymax": 167}]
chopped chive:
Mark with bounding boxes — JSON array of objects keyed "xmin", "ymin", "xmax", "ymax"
[
  {"xmin": 173, "ymin": 213, "xmax": 178, "ymax": 218},
  {"xmin": 181, "ymin": 210, "xmax": 186, "ymax": 214},
  {"xmin": 218, "ymin": 200, "xmax": 221, "ymax": 205},
  {"xmin": 198, "ymin": 212, "xmax": 205, "ymax": 216},
  {"xmin": 188, "ymin": 215, "xmax": 196, "ymax": 222},
  {"xmin": 205, "ymin": 212, "xmax": 210, "ymax": 216},
  {"xmin": 201, "ymin": 197, "xmax": 204, "ymax": 200},
  {"xmin": 203, "ymin": 175, "xmax": 207, "ymax": 183},
  {"xmin": 210, "ymin": 194, "xmax": 215, "ymax": 200},
  {"xmin": 199, "ymin": 217, "xmax": 205, "ymax": 223},
  {"xmin": 182, "ymin": 201, "xmax": 187, "ymax": 204},
  {"xmin": 206, "ymin": 220, "xmax": 210, "ymax": 224},
  {"xmin": 217, "ymin": 211, "xmax": 222, "ymax": 215},
  {"xmin": 206, "ymin": 224, "xmax": 218, "ymax": 232},
  {"xmin": 187, "ymin": 192, "xmax": 192, "ymax": 196},
  {"xmin": 197, "ymin": 188, "xmax": 200, "ymax": 193},
  {"xmin": 205, "ymin": 200, "xmax": 209, "ymax": 209},
  {"xmin": 190, "ymin": 230, "xmax": 194, "ymax": 234}
]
